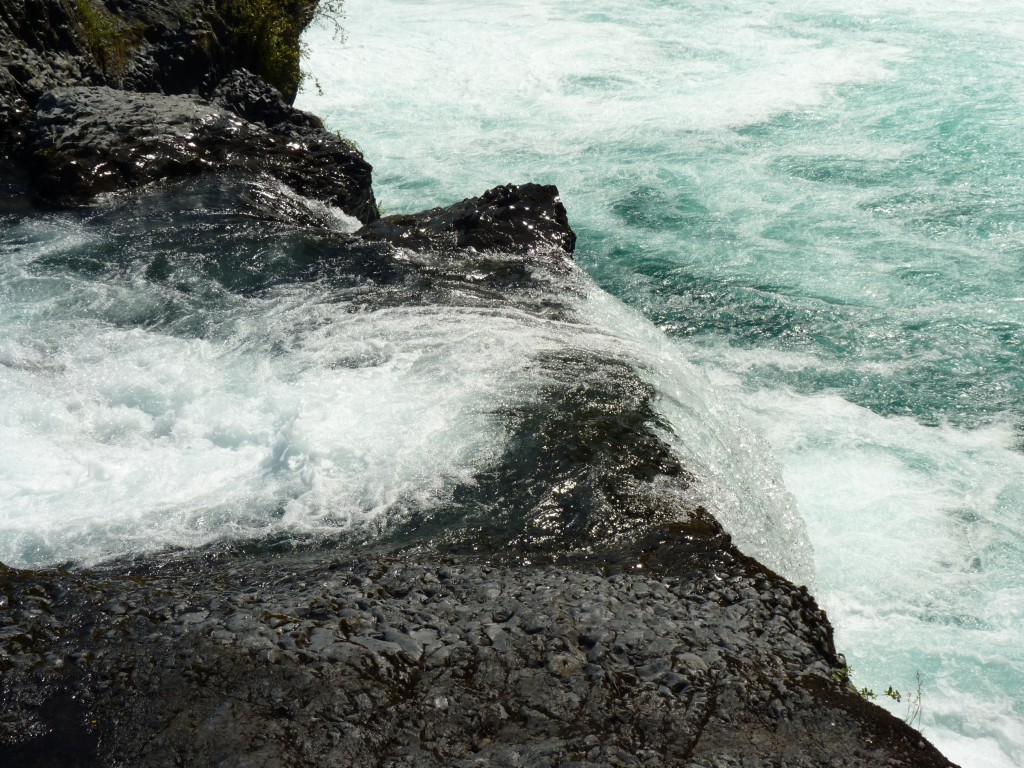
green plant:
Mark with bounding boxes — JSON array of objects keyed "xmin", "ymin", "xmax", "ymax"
[
  {"xmin": 312, "ymin": 0, "xmax": 347, "ymax": 41},
  {"xmin": 221, "ymin": 0, "xmax": 346, "ymax": 100},
  {"xmin": 75, "ymin": 0, "xmax": 141, "ymax": 77},
  {"xmin": 333, "ymin": 130, "xmax": 362, "ymax": 155},
  {"xmin": 832, "ymin": 665, "xmax": 923, "ymax": 728},
  {"xmin": 830, "ymin": 664, "xmax": 853, "ymax": 686},
  {"xmin": 902, "ymin": 672, "xmax": 924, "ymax": 729}
]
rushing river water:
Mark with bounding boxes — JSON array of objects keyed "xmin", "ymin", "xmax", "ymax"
[
  {"xmin": 296, "ymin": 1, "xmax": 1024, "ymax": 765},
  {"xmin": 0, "ymin": 0, "xmax": 1021, "ymax": 764}
]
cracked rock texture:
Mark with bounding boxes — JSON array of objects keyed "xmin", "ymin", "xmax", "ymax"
[
  {"xmin": 0, "ymin": 548, "xmax": 954, "ymax": 768},
  {"xmin": 1, "ymin": 0, "xmax": 377, "ymax": 220},
  {"xmin": 358, "ymin": 183, "xmax": 578, "ymax": 260},
  {"xmin": 1, "ymin": 0, "xmax": 317, "ymax": 152}
]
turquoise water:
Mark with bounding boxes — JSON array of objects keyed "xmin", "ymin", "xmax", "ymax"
[{"xmin": 299, "ymin": 1, "xmax": 1024, "ymax": 765}]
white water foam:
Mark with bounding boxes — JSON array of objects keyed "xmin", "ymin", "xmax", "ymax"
[
  {"xmin": 701, "ymin": 347, "xmax": 1024, "ymax": 767},
  {"xmin": 582, "ymin": 290, "xmax": 815, "ymax": 586},
  {"xmin": 0, "ymin": 214, "xmax": 813, "ymax": 591},
  {"xmin": 299, "ymin": 0, "xmax": 905, "ymax": 216},
  {"xmin": 0, "ymin": 214, "xmax": 572, "ymax": 565},
  {"xmin": 0, "ymin": 296, "xmax": 508, "ymax": 564}
]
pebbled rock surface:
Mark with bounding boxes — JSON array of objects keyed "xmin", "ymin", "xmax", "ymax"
[
  {"xmin": 0, "ymin": 544, "xmax": 954, "ymax": 768},
  {"xmin": 358, "ymin": 182, "xmax": 577, "ymax": 260},
  {"xmin": 1, "ymin": 0, "xmax": 313, "ymax": 147},
  {"xmin": 211, "ymin": 68, "xmax": 324, "ymax": 132},
  {"xmin": 27, "ymin": 84, "xmax": 378, "ymax": 219},
  {"xmin": 1, "ymin": 0, "xmax": 221, "ymax": 157}
]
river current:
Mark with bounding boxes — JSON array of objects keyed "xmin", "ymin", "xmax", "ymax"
[
  {"xmin": 0, "ymin": 0, "xmax": 1020, "ymax": 765},
  {"xmin": 295, "ymin": 1, "xmax": 1024, "ymax": 765}
]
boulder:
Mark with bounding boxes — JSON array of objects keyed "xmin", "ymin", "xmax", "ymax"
[
  {"xmin": 27, "ymin": 84, "xmax": 378, "ymax": 220},
  {"xmin": 357, "ymin": 182, "xmax": 577, "ymax": 258},
  {"xmin": 211, "ymin": 67, "xmax": 323, "ymax": 131},
  {"xmin": 1, "ymin": 0, "xmax": 326, "ymax": 168},
  {"xmin": 0, "ymin": 544, "xmax": 955, "ymax": 768}
]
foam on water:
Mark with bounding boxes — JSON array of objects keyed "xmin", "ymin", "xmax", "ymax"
[
  {"xmin": 297, "ymin": 0, "xmax": 1024, "ymax": 763},
  {"xmin": 704, "ymin": 353, "xmax": 1024, "ymax": 766},
  {"xmin": 1, "ymin": 209, "xmax": 806, "ymax": 578},
  {"xmin": 0, "ymin": 214, "xmax": 549, "ymax": 565},
  {"xmin": 301, "ymin": 0, "xmax": 905, "ymax": 215},
  {"xmin": 582, "ymin": 290, "xmax": 814, "ymax": 586}
]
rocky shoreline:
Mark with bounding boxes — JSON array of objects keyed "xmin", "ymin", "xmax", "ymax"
[{"xmin": 1, "ymin": 2, "xmax": 957, "ymax": 766}]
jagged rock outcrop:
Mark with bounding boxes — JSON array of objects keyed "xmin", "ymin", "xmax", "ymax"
[
  {"xmin": 1, "ymin": 0, "xmax": 218, "ymax": 157},
  {"xmin": 1, "ymin": 0, "xmax": 316, "ymax": 151},
  {"xmin": 1, "ymin": 0, "xmax": 375, "ymax": 219},
  {"xmin": 211, "ymin": 67, "xmax": 323, "ymax": 131},
  {"xmin": 358, "ymin": 183, "xmax": 577, "ymax": 259},
  {"xmin": 28, "ymin": 84, "xmax": 377, "ymax": 219},
  {"xmin": 0, "ymin": 0, "xmax": 87, "ymax": 156}
]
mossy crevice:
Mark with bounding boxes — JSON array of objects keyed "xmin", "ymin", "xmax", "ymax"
[
  {"xmin": 218, "ymin": 0, "xmax": 344, "ymax": 101},
  {"xmin": 75, "ymin": 0, "xmax": 142, "ymax": 77}
]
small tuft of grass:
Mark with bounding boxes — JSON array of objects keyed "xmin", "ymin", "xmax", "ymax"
[
  {"xmin": 832, "ymin": 665, "xmax": 924, "ymax": 729},
  {"xmin": 75, "ymin": 0, "xmax": 142, "ymax": 77}
]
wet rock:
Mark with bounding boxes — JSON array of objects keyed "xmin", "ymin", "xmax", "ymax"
[
  {"xmin": 0, "ymin": 549, "xmax": 956, "ymax": 768},
  {"xmin": 27, "ymin": 85, "xmax": 378, "ymax": 220},
  {"xmin": 1, "ymin": 0, "xmax": 220, "ymax": 156},
  {"xmin": 212, "ymin": 67, "xmax": 323, "ymax": 131},
  {"xmin": 357, "ymin": 182, "xmax": 577, "ymax": 260},
  {"xmin": 2, "ymin": 0, "xmax": 375, "ymax": 216},
  {"xmin": 0, "ymin": 0, "xmax": 90, "ymax": 159},
  {"xmin": 0, "ymin": 0, "xmax": 305, "ymax": 119}
]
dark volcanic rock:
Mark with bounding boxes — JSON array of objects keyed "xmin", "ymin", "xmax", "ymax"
[
  {"xmin": 0, "ymin": 0, "xmax": 217, "ymax": 154},
  {"xmin": 0, "ymin": 0, "xmax": 306, "ymax": 137},
  {"xmin": 212, "ymin": 67, "xmax": 324, "ymax": 131},
  {"xmin": 0, "ymin": 546, "xmax": 954, "ymax": 768},
  {"xmin": 0, "ymin": 0, "xmax": 91, "ymax": 158},
  {"xmin": 358, "ymin": 183, "xmax": 577, "ymax": 260},
  {"xmin": 106, "ymin": 0, "xmax": 237, "ymax": 97},
  {"xmin": 395, "ymin": 351, "xmax": 695, "ymax": 563},
  {"xmin": 1, "ymin": 0, "xmax": 372, "ymax": 215},
  {"xmin": 27, "ymin": 85, "xmax": 378, "ymax": 220}
]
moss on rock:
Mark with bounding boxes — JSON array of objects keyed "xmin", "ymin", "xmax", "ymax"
[{"xmin": 74, "ymin": 0, "xmax": 141, "ymax": 77}]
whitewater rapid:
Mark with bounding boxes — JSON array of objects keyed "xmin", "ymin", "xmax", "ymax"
[
  {"xmin": 296, "ymin": 1, "xmax": 1024, "ymax": 765},
  {"xmin": 0, "ymin": 180, "xmax": 809, "ymax": 580}
]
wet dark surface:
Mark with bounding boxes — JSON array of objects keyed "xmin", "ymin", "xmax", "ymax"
[{"xmin": 0, "ymin": 536, "xmax": 953, "ymax": 768}]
